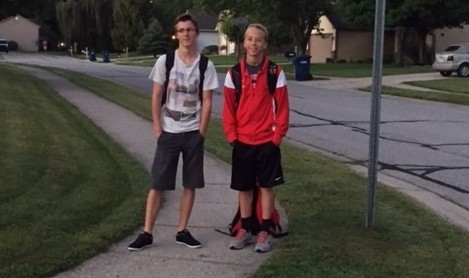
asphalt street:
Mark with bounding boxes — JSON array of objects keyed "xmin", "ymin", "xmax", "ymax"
[{"xmin": 3, "ymin": 52, "xmax": 469, "ymax": 214}]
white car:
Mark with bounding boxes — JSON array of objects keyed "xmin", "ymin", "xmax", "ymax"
[
  {"xmin": 432, "ymin": 43, "xmax": 469, "ymax": 77},
  {"xmin": 0, "ymin": 39, "xmax": 8, "ymax": 53}
]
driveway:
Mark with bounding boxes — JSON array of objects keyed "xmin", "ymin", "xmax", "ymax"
[{"xmin": 3, "ymin": 52, "xmax": 469, "ymax": 214}]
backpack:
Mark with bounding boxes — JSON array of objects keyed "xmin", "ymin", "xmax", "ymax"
[
  {"xmin": 230, "ymin": 60, "xmax": 278, "ymax": 109},
  {"xmin": 228, "ymin": 186, "xmax": 288, "ymax": 237},
  {"xmin": 162, "ymin": 50, "xmax": 208, "ymax": 106}
]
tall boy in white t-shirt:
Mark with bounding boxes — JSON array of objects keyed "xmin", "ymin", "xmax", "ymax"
[{"xmin": 128, "ymin": 13, "xmax": 218, "ymax": 251}]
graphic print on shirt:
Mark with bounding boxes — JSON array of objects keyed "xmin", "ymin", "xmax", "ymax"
[{"xmin": 165, "ymin": 59, "xmax": 201, "ymax": 123}]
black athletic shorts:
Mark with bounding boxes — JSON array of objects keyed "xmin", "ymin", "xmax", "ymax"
[
  {"xmin": 150, "ymin": 130, "xmax": 205, "ymax": 190},
  {"xmin": 230, "ymin": 140, "xmax": 284, "ymax": 191}
]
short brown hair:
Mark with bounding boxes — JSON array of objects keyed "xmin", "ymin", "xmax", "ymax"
[{"xmin": 173, "ymin": 13, "xmax": 199, "ymax": 34}]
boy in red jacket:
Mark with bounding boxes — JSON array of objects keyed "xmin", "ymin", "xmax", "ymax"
[{"xmin": 222, "ymin": 23, "xmax": 289, "ymax": 252}]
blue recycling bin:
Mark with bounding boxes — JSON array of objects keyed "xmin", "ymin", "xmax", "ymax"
[
  {"xmin": 102, "ymin": 51, "xmax": 110, "ymax": 63},
  {"xmin": 89, "ymin": 51, "xmax": 96, "ymax": 62},
  {"xmin": 292, "ymin": 55, "xmax": 312, "ymax": 81}
]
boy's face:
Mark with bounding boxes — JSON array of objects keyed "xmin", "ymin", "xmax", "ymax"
[
  {"xmin": 243, "ymin": 27, "xmax": 267, "ymax": 58},
  {"xmin": 175, "ymin": 20, "xmax": 198, "ymax": 48}
]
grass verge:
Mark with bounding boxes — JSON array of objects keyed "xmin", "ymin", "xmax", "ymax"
[
  {"xmin": 0, "ymin": 64, "xmax": 148, "ymax": 277},
  {"xmin": 361, "ymin": 86, "xmax": 469, "ymax": 106},
  {"xmin": 111, "ymin": 53, "xmax": 433, "ymax": 78},
  {"xmin": 406, "ymin": 78, "xmax": 469, "ymax": 95},
  {"xmin": 42, "ymin": 67, "xmax": 469, "ymax": 277}
]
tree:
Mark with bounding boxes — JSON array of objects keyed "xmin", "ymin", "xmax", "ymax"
[
  {"xmin": 203, "ymin": 0, "xmax": 333, "ymax": 55},
  {"xmin": 111, "ymin": 0, "xmax": 144, "ymax": 51},
  {"xmin": 335, "ymin": 0, "xmax": 469, "ymax": 65},
  {"xmin": 137, "ymin": 19, "xmax": 169, "ymax": 55},
  {"xmin": 387, "ymin": 0, "xmax": 469, "ymax": 65},
  {"xmin": 56, "ymin": 0, "xmax": 113, "ymax": 52},
  {"xmin": 256, "ymin": 0, "xmax": 333, "ymax": 55},
  {"xmin": 219, "ymin": 12, "xmax": 248, "ymax": 59}
]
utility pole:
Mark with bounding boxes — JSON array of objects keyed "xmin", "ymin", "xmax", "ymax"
[{"xmin": 366, "ymin": 0, "xmax": 387, "ymax": 229}]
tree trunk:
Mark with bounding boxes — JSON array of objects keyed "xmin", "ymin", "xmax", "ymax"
[
  {"xmin": 291, "ymin": 25, "xmax": 307, "ymax": 55},
  {"xmin": 417, "ymin": 31, "xmax": 427, "ymax": 65},
  {"xmin": 394, "ymin": 26, "xmax": 403, "ymax": 66}
]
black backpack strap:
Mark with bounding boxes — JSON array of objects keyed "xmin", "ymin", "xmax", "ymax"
[
  {"xmin": 231, "ymin": 61, "xmax": 276, "ymax": 110},
  {"xmin": 267, "ymin": 60, "xmax": 278, "ymax": 95},
  {"xmin": 163, "ymin": 51, "xmax": 175, "ymax": 106},
  {"xmin": 198, "ymin": 54, "xmax": 208, "ymax": 104},
  {"xmin": 230, "ymin": 63, "xmax": 241, "ymax": 110}
]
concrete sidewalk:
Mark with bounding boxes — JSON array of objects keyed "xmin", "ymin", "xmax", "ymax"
[
  {"xmin": 307, "ymin": 72, "xmax": 448, "ymax": 91},
  {"xmin": 19, "ymin": 66, "xmax": 283, "ymax": 278}
]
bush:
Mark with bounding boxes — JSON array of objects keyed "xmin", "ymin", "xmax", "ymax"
[
  {"xmin": 137, "ymin": 19, "xmax": 169, "ymax": 55},
  {"xmin": 202, "ymin": 45, "xmax": 218, "ymax": 55},
  {"xmin": 8, "ymin": 41, "xmax": 18, "ymax": 51}
]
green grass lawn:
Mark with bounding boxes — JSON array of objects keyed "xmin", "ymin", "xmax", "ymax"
[
  {"xmin": 406, "ymin": 78, "xmax": 469, "ymax": 95},
  {"xmin": 378, "ymin": 86, "xmax": 469, "ymax": 106},
  {"xmin": 111, "ymin": 53, "xmax": 433, "ymax": 78},
  {"xmin": 41, "ymin": 67, "xmax": 469, "ymax": 277},
  {"xmin": 359, "ymin": 79, "xmax": 469, "ymax": 106},
  {"xmin": 0, "ymin": 64, "xmax": 148, "ymax": 277}
]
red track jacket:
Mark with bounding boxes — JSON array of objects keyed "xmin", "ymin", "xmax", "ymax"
[{"xmin": 223, "ymin": 58, "xmax": 289, "ymax": 146}]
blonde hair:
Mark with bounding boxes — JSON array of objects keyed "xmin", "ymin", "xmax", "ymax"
[{"xmin": 244, "ymin": 23, "xmax": 269, "ymax": 41}]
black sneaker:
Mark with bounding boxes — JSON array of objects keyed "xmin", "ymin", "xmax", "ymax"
[
  {"xmin": 176, "ymin": 229, "xmax": 202, "ymax": 248},
  {"xmin": 128, "ymin": 232, "xmax": 153, "ymax": 251}
]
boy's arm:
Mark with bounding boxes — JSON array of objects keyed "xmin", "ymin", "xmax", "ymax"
[
  {"xmin": 199, "ymin": 90, "xmax": 213, "ymax": 136},
  {"xmin": 272, "ymin": 70, "xmax": 290, "ymax": 145},
  {"xmin": 222, "ymin": 71, "xmax": 238, "ymax": 143},
  {"xmin": 151, "ymin": 82, "xmax": 164, "ymax": 139}
]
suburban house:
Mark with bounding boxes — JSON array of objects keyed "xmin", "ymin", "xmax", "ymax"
[
  {"xmin": 310, "ymin": 14, "xmax": 395, "ymax": 63},
  {"xmin": 216, "ymin": 17, "xmax": 235, "ymax": 55},
  {"xmin": 0, "ymin": 14, "xmax": 40, "ymax": 51},
  {"xmin": 217, "ymin": 24, "xmax": 235, "ymax": 55},
  {"xmin": 432, "ymin": 25, "xmax": 469, "ymax": 52},
  {"xmin": 186, "ymin": 10, "xmax": 219, "ymax": 53}
]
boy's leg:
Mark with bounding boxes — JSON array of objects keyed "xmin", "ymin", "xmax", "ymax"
[
  {"xmin": 175, "ymin": 131, "xmax": 204, "ymax": 248},
  {"xmin": 144, "ymin": 188, "xmax": 162, "ymax": 233},
  {"xmin": 255, "ymin": 142, "xmax": 283, "ymax": 253},
  {"xmin": 239, "ymin": 190, "xmax": 253, "ymax": 219},
  {"xmin": 229, "ymin": 190, "xmax": 256, "ymax": 250},
  {"xmin": 260, "ymin": 187, "xmax": 275, "ymax": 220},
  {"xmin": 176, "ymin": 187, "xmax": 202, "ymax": 248},
  {"xmin": 128, "ymin": 189, "xmax": 162, "ymax": 251},
  {"xmin": 255, "ymin": 187, "xmax": 275, "ymax": 253},
  {"xmin": 178, "ymin": 187, "xmax": 195, "ymax": 231}
]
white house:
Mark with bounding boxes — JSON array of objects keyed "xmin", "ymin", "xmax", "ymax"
[
  {"xmin": 0, "ymin": 15, "xmax": 40, "ymax": 51},
  {"xmin": 187, "ymin": 10, "xmax": 219, "ymax": 53}
]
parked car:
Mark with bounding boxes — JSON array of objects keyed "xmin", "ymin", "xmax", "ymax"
[
  {"xmin": 0, "ymin": 39, "xmax": 8, "ymax": 53},
  {"xmin": 432, "ymin": 43, "xmax": 469, "ymax": 77}
]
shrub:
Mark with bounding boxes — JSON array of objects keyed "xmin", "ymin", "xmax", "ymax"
[
  {"xmin": 137, "ymin": 19, "xmax": 169, "ymax": 55},
  {"xmin": 8, "ymin": 41, "xmax": 18, "ymax": 51},
  {"xmin": 202, "ymin": 45, "xmax": 218, "ymax": 55}
]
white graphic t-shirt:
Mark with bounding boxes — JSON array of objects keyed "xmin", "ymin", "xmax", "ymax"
[{"xmin": 148, "ymin": 50, "xmax": 218, "ymax": 133}]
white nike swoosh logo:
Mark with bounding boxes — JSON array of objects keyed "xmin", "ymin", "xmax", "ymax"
[{"xmin": 275, "ymin": 177, "xmax": 282, "ymax": 181}]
